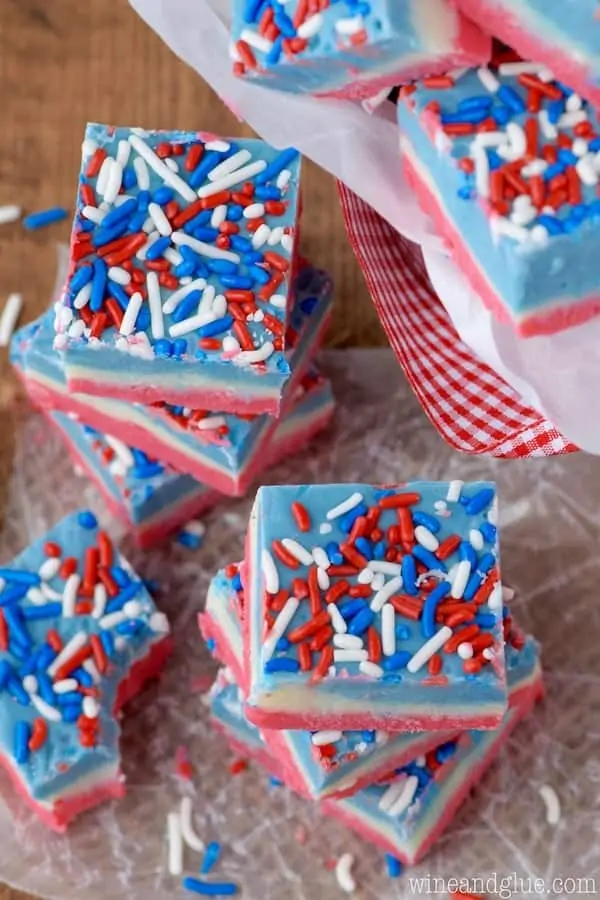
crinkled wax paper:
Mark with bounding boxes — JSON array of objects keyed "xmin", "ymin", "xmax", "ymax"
[
  {"xmin": 131, "ymin": 0, "xmax": 600, "ymax": 454},
  {"xmin": 1, "ymin": 349, "xmax": 599, "ymax": 899}
]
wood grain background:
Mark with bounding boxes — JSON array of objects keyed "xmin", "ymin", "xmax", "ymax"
[{"xmin": 0, "ymin": 1, "xmax": 386, "ymax": 897}]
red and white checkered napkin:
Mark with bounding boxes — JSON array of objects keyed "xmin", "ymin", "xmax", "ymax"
[{"xmin": 338, "ymin": 182, "xmax": 578, "ymax": 459}]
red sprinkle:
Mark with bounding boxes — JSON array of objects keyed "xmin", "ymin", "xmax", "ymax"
[
  {"xmin": 291, "ymin": 501, "xmax": 311, "ymax": 532},
  {"xmin": 29, "ymin": 718, "xmax": 48, "ymax": 752},
  {"xmin": 44, "ymin": 541, "xmax": 62, "ymax": 557},
  {"xmin": 229, "ymin": 758, "xmax": 248, "ymax": 775}
]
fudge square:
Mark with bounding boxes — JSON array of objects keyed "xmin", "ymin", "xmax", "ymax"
[
  {"xmin": 0, "ymin": 511, "xmax": 171, "ymax": 831},
  {"xmin": 244, "ymin": 481, "xmax": 507, "ymax": 732},
  {"xmin": 452, "ymin": 0, "xmax": 600, "ymax": 110},
  {"xmin": 231, "ymin": 0, "xmax": 490, "ymax": 101},
  {"xmin": 398, "ymin": 62, "xmax": 600, "ymax": 338},
  {"xmin": 55, "ymin": 123, "xmax": 302, "ymax": 415}
]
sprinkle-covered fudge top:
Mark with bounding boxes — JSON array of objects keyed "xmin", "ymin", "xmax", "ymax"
[
  {"xmin": 0, "ymin": 512, "xmax": 169, "ymax": 799},
  {"xmin": 55, "ymin": 124, "xmax": 301, "ymax": 370},
  {"xmin": 251, "ymin": 481, "xmax": 505, "ymax": 688},
  {"xmin": 401, "ymin": 58, "xmax": 600, "ymax": 247}
]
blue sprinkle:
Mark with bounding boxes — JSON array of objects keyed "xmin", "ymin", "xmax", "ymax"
[
  {"xmin": 0, "ymin": 583, "xmax": 30, "ymax": 607},
  {"xmin": 354, "ymin": 537, "xmax": 373, "ymax": 560},
  {"xmin": 37, "ymin": 672, "xmax": 56, "ymax": 705},
  {"xmin": 182, "ymin": 877, "xmax": 238, "ymax": 896},
  {"xmin": 183, "ymin": 212, "xmax": 213, "ymax": 235},
  {"xmin": 422, "ymin": 582, "xmax": 452, "ymax": 638},
  {"xmin": 14, "ymin": 721, "xmax": 31, "ymax": 764},
  {"xmin": 137, "ymin": 189, "xmax": 151, "ymax": 212},
  {"xmin": 589, "ymin": 137, "xmax": 600, "ymax": 152},
  {"xmin": 132, "ymin": 462, "xmax": 164, "ymax": 479},
  {"xmin": 492, "ymin": 106, "xmax": 512, "ymax": 125},
  {"xmin": 128, "ymin": 211, "xmax": 147, "ymax": 232},
  {"xmin": 558, "ymin": 148, "xmax": 578, "ymax": 166},
  {"xmin": 254, "ymin": 185, "xmax": 281, "ymax": 201},
  {"xmin": 177, "ymin": 530, "xmax": 203, "ymax": 550},
  {"xmin": 78, "ymin": 510, "xmax": 97, "ymax": 529},
  {"xmin": 412, "ymin": 545, "xmax": 446, "ymax": 573},
  {"xmin": 275, "ymin": 637, "xmax": 290, "ymax": 652},
  {"xmin": 264, "ymin": 657, "xmax": 299, "ymax": 673},
  {"xmin": 21, "ymin": 602, "xmax": 62, "ymax": 620},
  {"xmin": 0, "ymin": 569, "xmax": 40, "ymax": 586},
  {"xmin": 479, "ymin": 522, "xmax": 496, "ymax": 543},
  {"xmin": 116, "ymin": 620, "xmax": 144, "ymax": 636},
  {"xmin": 152, "ymin": 186, "xmax": 174, "ymax": 205},
  {"xmin": 463, "ymin": 571, "xmax": 483, "ymax": 601},
  {"xmin": 8, "ymin": 676, "xmax": 30, "ymax": 705},
  {"xmin": 3, "ymin": 606, "xmax": 31, "ymax": 648},
  {"xmin": 497, "ymin": 84, "xmax": 525, "ymax": 113},
  {"xmin": 436, "ymin": 740, "xmax": 457, "ymax": 763},
  {"xmin": 535, "ymin": 214, "xmax": 563, "ymax": 235},
  {"xmin": 265, "ymin": 35, "xmax": 283, "ymax": 66},
  {"xmin": 347, "ymin": 606, "xmax": 374, "ymax": 636},
  {"xmin": 477, "ymin": 552, "xmax": 496, "ymax": 575},
  {"xmin": 0, "ymin": 659, "xmax": 13, "ymax": 690},
  {"xmin": 146, "ymin": 235, "xmax": 171, "ymax": 261},
  {"xmin": 269, "ymin": 775, "xmax": 283, "ymax": 788},
  {"xmin": 201, "ymin": 841, "xmax": 222, "ymax": 875},
  {"xmin": 22, "ymin": 207, "xmax": 68, "ymax": 230},
  {"xmin": 232, "ymin": 574, "xmax": 243, "ymax": 592},
  {"xmin": 475, "ymin": 612, "xmax": 497, "ymax": 628},
  {"xmin": 256, "ymin": 148, "xmax": 299, "ymax": 185},
  {"xmin": 62, "ymin": 704, "xmax": 82, "ymax": 723},
  {"xmin": 107, "ymin": 281, "xmax": 131, "ymax": 310},
  {"xmin": 173, "ymin": 261, "xmax": 196, "ymax": 279},
  {"xmin": 338, "ymin": 502, "xmax": 368, "ymax": 533},
  {"xmin": 248, "ymin": 265, "xmax": 271, "ymax": 285},
  {"xmin": 459, "ymin": 541, "xmax": 477, "ymax": 566},
  {"xmin": 338, "ymin": 599, "xmax": 367, "ymax": 620},
  {"xmin": 102, "ymin": 197, "xmax": 137, "ymax": 229},
  {"xmin": 544, "ymin": 162, "xmax": 565, "ymax": 181},
  {"xmin": 206, "ymin": 638, "xmax": 216, "ymax": 652},
  {"xmin": 226, "ymin": 205, "xmax": 244, "ymax": 222},
  {"xmin": 325, "ymin": 542, "xmax": 343, "ymax": 566},
  {"xmin": 56, "ymin": 691, "xmax": 83, "ymax": 707},
  {"xmin": 401, "ymin": 555, "xmax": 417, "ymax": 596},
  {"xmin": 458, "ymin": 95, "xmax": 493, "ymax": 112},
  {"xmin": 464, "ymin": 487, "xmax": 495, "ymax": 516},
  {"xmin": 73, "ymin": 666, "xmax": 93, "ymax": 687},
  {"xmin": 382, "ymin": 652, "xmax": 411, "ymax": 672},
  {"xmin": 71, "ymin": 264, "xmax": 94, "ymax": 294},
  {"xmin": 8, "ymin": 641, "xmax": 27, "ymax": 660},
  {"xmin": 385, "ymin": 855, "xmax": 403, "ymax": 879},
  {"xmin": 193, "ymin": 227, "xmax": 220, "ymax": 243},
  {"xmin": 172, "ymin": 338, "xmax": 188, "ymax": 358},
  {"xmin": 548, "ymin": 98, "xmax": 565, "ymax": 124},
  {"xmin": 373, "ymin": 540, "xmax": 386, "ymax": 560},
  {"xmin": 220, "ymin": 274, "xmax": 254, "ymax": 290},
  {"xmin": 198, "ymin": 316, "xmax": 234, "ymax": 338},
  {"xmin": 171, "ymin": 290, "xmax": 203, "ymax": 323},
  {"xmin": 100, "ymin": 630, "xmax": 114, "ymax": 658},
  {"xmin": 207, "ymin": 259, "xmax": 237, "ymax": 275},
  {"xmin": 122, "ymin": 166, "xmax": 137, "ymax": 190},
  {"xmin": 189, "ymin": 151, "xmax": 222, "ymax": 189},
  {"xmin": 457, "ymin": 185, "xmax": 473, "ymax": 200},
  {"xmin": 412, "ymin": 511, "xmax": 440, "ymax": 533},
  {"xmin": 242, "ymin": 251, "xmax": 264, "ymax": 266},
  {"xmin": 110, "ymin": 566, "xmax": 131, "ymax": 588}
]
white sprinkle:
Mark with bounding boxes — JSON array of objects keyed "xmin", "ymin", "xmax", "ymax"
[
  {"xmin": 47, "ymin": 632, "xmax": 87, "ymax": 677},
  {"xmin": 451, "ymin": 559, "xmax": 471, "ymax": 600},
  {"xmin": 281, "ymin": 234, "xmax": 293, "ymax": 254},
  {"xmin": 319, "ymin": 523, "xmax": 332, "ymax": 535},
  {"xmin": 164, "ymin": 157, "xmax": 179, "ymax": 173},
  {"xmin": 261, "ymin": 548, "xmax": 279, "ymax": 594},
  {"xmin": 72, "ymin": 283, "xmax": 93, "ymax": 311},
  {"xmin": 414, "ymin": 525, "xmax": 439, "ymax": 553},
  {"xmin": 457, "ymin": 642, "xmax": 474, "ymax": 660},
  {"xmin": 379, "ymin": 777, "xmax": 408, "ymax": 812},
  {"xmin": 472, "ymin": 145, "xmax": 490, "ymax": 200},
  {"xmin": 335, "ymin": 14, "xmax": 363, "ymax": 35},
  {"xmin": 521, "ymin": 159, "xmax": 548, "ymax": 177},
  {"xmin": 208, "ymin": 149, "xmax": 253, "ymax": 182},
  {"xmin": 167, "ymin": 811, "xmax": 184, "ymax": 876},
  {"xmin": 83, "ymin": 696, "xmax": 100, "ymax": 718},
  {"xmin": 135, "ymin": 230, "xmax": 158, "ymax": 260},
  {"xmin": 276, "ymin": 169, "xmax": 291, "ymax": 190},
  {"xmin": 491, "ymin": 216, "xmax": 529, "ymax": 243},
  {"xmin": 116, "ymin": 139, "xmax": 131, "ymax": 168},
  {"xmin": 199, "ymin": 284, "xmax": 216, "ymax": 314},
  {"xmin": 81, "ymin": 138, "xmax": 98, "ymax": 159},
  {"xmin": 168, "ymin": 311, "xmax": 214, "ymax": 339},
  {"xmin": 27, "ymin": 587, "xmax": 47, "ymax": 606},
  {"xmin": 251, "ymin": 224, "xmax": 271, "ymax": 249},
  {"xmin": 280, "ymin": 538, "xmax": 312, "ymax": 566},
  {"xmin": 147, "ymin": 271, "xmax": 165, "ymax": 340},
  {"xmin": 502, "ymin": 584, "xmax": 515, "ymax": 602},
  {"xmin": 539, "ymin": 784, "xmax": 561, "ymax": 825},
  {"xmin": 108, "ymin": 266, "xmax": 131, "ymax": 286},
  {"xmin": 119, "ymin": 291, "xmax": 144, "ymax": 336},
  {"xmin": 196, "ymin": 415, "xmax": 227, "ymax": 431},
  {"xmin": 23, "ymin": 674, "xmax": 38, "ymax": 694},
  {"xmin": 357, "ymin": 567, "xmax": 374, "ymax": 585},
  {"xmin": 105, "ymin": 434, "xmax": 135, "ymax": 468},
  {"xmin": 368, "ymin": 561, "xmax": 402, "ymax": 576},
  {"xmin": 99, "ymin": 610, "xmax": 127, "ymax": 629},
  {"xmin": 38, "ymin": 557, "xmax": 61, "ymax": 581},
  {"xmin": 482, "ymin": 647, "xmax": 494, "ymax": 661},
  {"xmin": 171, "ymin": 231, "xmax": 240, "ymax": 263},
  {"xmin": 41, "ymin": 583, "xmax": 62, "ymax": 601},
  {"xmin": 263, "ymin": 597, "xmax": 299, "ymax": 663},
  {"xmin": 498, "ymin": 61, "xmax": 542, "ymax": 76},
  {"xmin": 487, "ymin": 499, "xmax": 498, "ymax": 526},
  {"xmin": 150, "ymin": 611, "xmax": 170, "ymax": 634},
  {"xmin": 371, "ymin": 573, "xmax": 385, "ymax": 592},
  {"xmin": 477, "ymin": 66, "xmax": 500, "ymax": 93},
  {"xmin": 297, "ymin": 13, "xmax": 323, "ymax": 39},
  {"xmin": 333, "ymin": 634, "xmax": 364, "ymax": 650},
  {"xmin": 312, "ymin": 547, "xmax": 330, "ymax": 570},
  {"xmin": 133, "ymin": 156, "xmax": 150, "ymax": 190},
  {"xmin": 211, "ymin": 205, "xmax": 228, "ymax": 228},
  {"xmin": 388, "ymin": 774, "xmax": 419, "ymax": 817},
  {"xmin": 473, "ymin": 131, "xmax": 507, "ymax": 149},
  {"xmin": 469, "ymin": 529, "xmax": 484, "ymax": 551},
  {"xmin": 406, "ymin": 627, "xmax": 453, "ymax": 673},
  {"xmin": 181, "ymin": 519, "xmax": 206, "ymax": 537},
  {"xmin": 212, "ymin": 294, "xmax": 227, "ymax": 317},
  {"xmin": 234, "ymin": 342, "xmax": 274, "ymax": 365},
  {"xmin": 180, "ymin": 797, "xmax": 205, "ymax": 852},
  {"xmin": 0, "ymin": 293, "xmax": 22, "ymax": 347},
  {"xmin": 359, "ymin": 660, "xmax": 384, "ymax": 679},
  {"xmin": 123, "ymin": 599, "xmax": 142, "ymax": 619},
  {"xmin": 239, "ymin": 28, "xmax": 273, "ymax": 53},
  {"xmin": 129, "ymin": 134, "xmax": 196, "ymax": 202},
  {"xmin": 506, "ymin": 122, "xmax": 527, "ymax": 159},
  {"xmin": 326, "ymin": 492, "xmax": 363, "ymax": 521},
  {"xmin": 164, "ymin": 247, "xmax": 183, "ymax": 267},
  {"xmin": 205, "ymin": 141, "xmax": 230, "ymax": 153},
  {"xmin": 222, "ymin": 335, "xmax": 240, "ymax": 353},
  {"xmin": 434, "ymin": 500, "xmax": 447, "ymax": 513},
  {"xmin": 162, "ymin": 278, "xmax": 207, "ymax": 316},
  {"xmin": 268, "ymin": 226, "xmax": 284, "ymax": 246},
  {"xmin": 148, "ymin": 202, "xmax": 173, "ymax": 236},
  {"xmin": 572, "ymin": 138, "xmax": 589, "ymax": 158},
  {"xmin": 62, "ymin": 573, "xmax": 80, "ymax": 618},
  {"xmin": 103, "ymin": 159, "xmax": 124, "ymax": 205},
  {"xmin": 69, "ymin": 320, "xmax": 86, "ymax": 340},
  {"xmin": 31, "ymin": 695, "xmax": 62, "ymax": 722},
  {"xmin": 197, "ymin": 160, "xmax": 268, "ymax": 198},
  {"xmin": 488, "ymin": 582, "xmax": 503, "ymax": 612},
  {"xmin": 334, "ymin": 649, "xmax": 368, "ymax": 663},
  {"xmin": 566, "ymin": 93, "xmax": 583, "ymax": 112},
  {"xmin": 446, "ymin": 480, "xmax": 463, "ymax": 502},
  {"xmin": 0, "ymin": 204, "xmax": 21, "ymax": 225},
  {"xmin": 381, "ymin": 603, "xmax": 396, "ymax": 657},
  {"xmin": 96, "ymin": 157, "xmax": 112, "ymax": 197},
  {"xmin": 335, "ymin": 853, "xmax": 356, "ymax": 894},
  {"xmin": 370, "ymin": 576, "xmax": 403, "ymax": 613},
  {"xmin": 539, "ymin": 110, "xmax": 558, "ymax": 140},
  {"xmin": 54, "ymin": 678, "xmax": 78, "ymax": 694},
  {"xmin": 311, "ymin": 730, "xmax": 343, "ymax": 747},
  {"xmin": 243, "ymin": 203, "xmax": 265, "ymax": 220},
  {"xmin": 327, "ymin": 603, "xmax": 347, "ymax": 634},
  {"xmin": 576, "ymin": 154, "xmax": 598, "ymax": 187}
]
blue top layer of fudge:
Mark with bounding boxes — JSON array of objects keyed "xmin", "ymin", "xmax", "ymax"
[
  {"xmin": 0, "ymin": 512, "xmax": 169, "ymax": 806},
  {"xmin": 232, "ymin": 0, "xmax": 490, "ymax": 96},
  {"xmin": 54, "ymin": 124, "xmax": 301, "ymax": 395},
  {"xmin": 398, "ymin": 62, "xmax": 600, "ymax": 329},
  {"xmin": 246, "ymin": 481, "xmax": 507, "ymax": 727}
]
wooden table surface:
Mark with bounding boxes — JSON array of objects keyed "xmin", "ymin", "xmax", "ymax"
[{"xmin": 0, "ymin": 1, "xmax": 384, "ymax": 897}]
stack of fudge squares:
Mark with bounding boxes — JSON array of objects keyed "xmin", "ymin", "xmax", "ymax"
[
  {"xmin": 200, "ymin": 481, "xmax": 544, "ymax": 866},
  {"xmin": 11, "ymin": 124, "xmax": 335, "ymax": 549},
  {"xmin": 231, "ymin": 0, "xmax": 600, "ymax": 339}
]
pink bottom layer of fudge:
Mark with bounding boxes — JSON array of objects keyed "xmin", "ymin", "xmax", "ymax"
[
  {"xmin": 452, "ymin": 0, "xmax": 600, "ymax": 111},
  {"xmin": 322, "ymin": 676, "xmax": 544, "ymax": 864},
  {"xmin": 402, "ymin": 142, "xmax": 600, "ymax": 338},
  {"xmin": 1, "ymin": 635, "xmax": 172, "ymax": 832},
  {"xmin": 198, "ymin": 613, "xmax": 247, "ymax": 693}
]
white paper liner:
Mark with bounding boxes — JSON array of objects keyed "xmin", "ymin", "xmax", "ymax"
[
  {"xmin": 1, "ymin": 349, "xmax": 599, "ymax": 898},
  {"xmin": 130, "ymin": 0, "xmax": 600, "ymax": 453}
]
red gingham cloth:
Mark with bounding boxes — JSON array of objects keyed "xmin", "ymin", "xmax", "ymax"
[{"xmin": 338, "ymin": 182, "xmax": 578, "ymax": 459}]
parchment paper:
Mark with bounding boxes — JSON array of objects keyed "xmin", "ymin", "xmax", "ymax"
[
  {"xmin": 1, "ymin": 349, "xmax": 599, "ymax": 899},
  {"xmin": 130, "ymin": 0, "xmax": 600, "ymax": 454}
]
